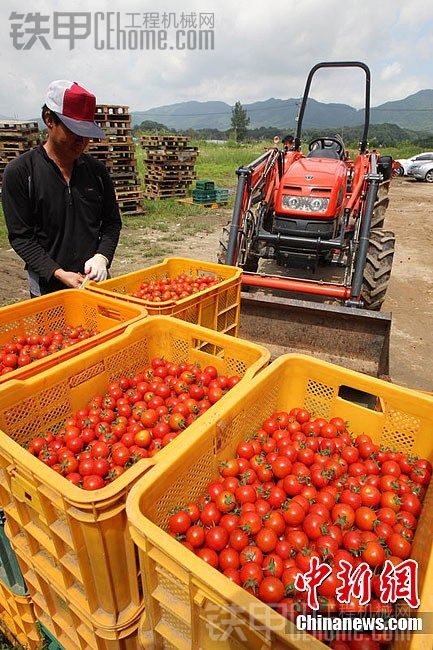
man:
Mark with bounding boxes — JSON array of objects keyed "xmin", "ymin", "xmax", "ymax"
[
  {"xmin": 282, "ymin": 134, "xmax": 295, "ymax": 151},
  {"xmin": 2, "ymin": 80, "xmax": 122, "ymax": 296}
]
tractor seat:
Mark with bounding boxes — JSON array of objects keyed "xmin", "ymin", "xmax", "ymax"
[{"xmin": 306, "ymin": 148, "xmax": 340, "ymax": 160}]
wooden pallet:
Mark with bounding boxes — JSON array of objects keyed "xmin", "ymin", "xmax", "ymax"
[
  {"xmin": 0, "ymin": 132, "xmax": 39, "ymax": 141},
  {"xmin": 110, "ymin": 169, "xmax": 139, "ymax": 177},
  {"xmin": 116, "ymin": 187, "xmax": 143, "ymax": 201},
  {"xmin": 145, "ymin": 161, "xmax": 196, "ymax": 168},
  {"xmin": 118, "ymin": 202, "xmax": 144, "ymax": 212},
  {"xmin": 105, "ymin": 158, "xmax": 137, "ymax": 167},
  {"xmin": 0, "ymin": 119, "xmax": 39, "ymax": 172},
  {"xmin": 145, "ymin": 170, "xmax": 193, "ymax": 176},
  {"xmin": 145, "ymin": 168, "xmax": 196, "ymax": 175},
  {"xmin": 141, "ymin": 133, "xmax": 197, "ymax": 199},
  {"xmin": 145, "ymin": 174, "xmax": 196, "ymax": 183},
  {"xmin": 95, "ymin": 115, "xmax": 131, "ymax": 125},
  {"xmin": 117, "ymin": 189, "xmax": 143, "ymax": 197},
  {"xmin": 87, "ymin": 105, "xmax": 143, "ymax": 195},
  {"xmin": 141, "ymin": 135, "xmax": 190, "ymax": 146},
  {"xmin": 0, "ymin": 151, "xmax": 26, "ymax": 161},
  {"xmin": 142, "ymin": 144, "xmax": 198, "ymax": 153},
  {"xmin": 88, "ymin": 143, "xmax": 135, "ymax": 153},
  {"xmin": 118, "ymin": 199, "xmax": 144, "ymax": 209},
  {"xmin": 112, "ymin": 179, "xmax": 142, "ymax": 189},
  {"xmin": 100, "ymin": 127, "xmax": 133, "ymax": 136},
  {"xmin": 145, "ymin": 155, "xmax": 198, "ymax": 164},
  {"xmin": 111, "ymin": 177, "xmax": 141, "ymax": 189},
  {"xmin": 89, "ymin": 133, "xmax": 133, "ymax": 144},
  {"xmin": 0, "ymin": 120, "xmax": 38, "ymax": 131},
  {"xmin": 91, "ymin": 149, "xmax": 134, "ymax": 157},
  {"xmin": 144, "ymin": 189, "xmax": 188, "ymax": 199},
  {"xmin": 145, "ymin": 161, "xmax": 196, "ymax": 170},
  {"xmin": 95, "ymin": 104, "xmax": 129, "ymax": 115},
  {"xmin": 0, "ymin": 142, "xmax": 34, "ymax": 151},
  {"xmin": 144, "ymin": 146, "xmax": 197, "ymax": 151}
]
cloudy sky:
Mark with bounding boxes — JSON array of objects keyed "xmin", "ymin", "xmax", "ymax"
[{"xmin": 1, "ymin": 0, "xmax": 432, "ymax": 118}]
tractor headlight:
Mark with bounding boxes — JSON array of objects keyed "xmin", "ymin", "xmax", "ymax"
[
  {"xmin": 286, "ymin": 196, "xmax": 301, "ymax": 210},
  {"xmin": 282, "ymin": 195, "xmax": 329, "ymax": 213},
  {"xmin": 309, "ymin": 197, "xmax": 329, "ymax": 212}
]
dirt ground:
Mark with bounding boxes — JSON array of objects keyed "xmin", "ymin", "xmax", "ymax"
[{"xmin": 0, "ymin": 177, "xmax": 431, "ymax": 390}]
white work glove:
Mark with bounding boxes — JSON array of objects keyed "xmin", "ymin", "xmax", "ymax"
[{"xmin": 84, "ymin": 254, "xmax": 108, "ymax": 282}]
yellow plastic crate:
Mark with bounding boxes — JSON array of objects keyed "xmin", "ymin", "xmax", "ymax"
[
  {"xmin": 0, "ymin": 289, "xmax": 147, "ymax": 384},
  {"xmin": 0, "ymin": 576, "xmax": 42, "ymax": 649},
  {"xmin": 13, "ymin": 546, "xmax": 141, "ymax": 650},
  {"xmin": 126, "ymin": 354, "xmax": 433, "ymax": 650},
  {"xmin": 86, "ymin": 257, "xmax": 241, "ymax": 335},
  {"xmin": 0, "ymin": 316, "xmax": 269, "ymax": 630}
]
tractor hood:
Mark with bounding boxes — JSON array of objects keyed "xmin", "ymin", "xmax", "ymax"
[
  {"xmin": 275, "ymin": 156, "xmax": 347, "ymax": 219},
  {"xmin": 281, "ymin": 157, "xmax": 347, "ymax": 188}
]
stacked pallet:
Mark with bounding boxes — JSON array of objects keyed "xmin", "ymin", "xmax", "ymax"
[
  {"xmin": 0, "ymin": 121, "xmax": 39, "ymax": 191},
  {"xmin": 88, "ymin": 105, "xmax": 144, "ymax": 215},
  {"xmin": 141, "ymin": 134, "xmax": 198, "ymax": 199}
]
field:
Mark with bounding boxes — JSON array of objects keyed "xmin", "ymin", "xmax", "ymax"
[{"xmin": 0, "ymin": 141, "xmax": 432, "ymax": 391}]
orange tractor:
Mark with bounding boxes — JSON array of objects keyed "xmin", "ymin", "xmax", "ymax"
[{"xmin": 219, "ymin": 62, "xmax": 395, "ymax": 376}]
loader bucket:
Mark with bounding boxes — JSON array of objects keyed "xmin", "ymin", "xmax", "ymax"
[{"xmin": 239, "ymin": 293, "xmax": 391, "ymax": 378}]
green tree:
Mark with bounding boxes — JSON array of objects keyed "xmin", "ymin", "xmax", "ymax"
[
  {"xmin": 133, "ymin": 120, "xmax": 171, "ymax": 133},
  {"xmin": 231, "ymin": 101, "xmax": 250, "ymax": 142}
]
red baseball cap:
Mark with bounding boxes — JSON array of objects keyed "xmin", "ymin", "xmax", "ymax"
[{"xmin": 45, "ymin": 80, "xmax": 104, "ymax": 138}]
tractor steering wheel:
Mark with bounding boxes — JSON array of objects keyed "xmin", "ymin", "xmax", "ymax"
[{"xmin": 308, "ymin": 137, "xmax": 344, "ymax": 158}]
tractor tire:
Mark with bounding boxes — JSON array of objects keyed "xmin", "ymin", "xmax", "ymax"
[
  {"xmin": 361, "ymin": 229, "xmax": 395, "ymax": 311},
  {"xmin": 371, "ymin": 196, "xmax": 389, "ymax": 230},
  {"xmin": 217, "ymin": 224, "xmax": 259, "ymax": 272},
  {"xmin": 242, "ymin": 254, "xmax": 259, "ymax": 273}
]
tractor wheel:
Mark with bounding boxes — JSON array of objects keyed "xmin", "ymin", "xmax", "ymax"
[
  {"xmin": 371, "ymin": 196, "xmax": 389, "ymax": 229},
  {"xmin": 361, "ymin": 229, "xmax": 395, "ymax": 311},
  {"xmin": 241, "ymin": 251, "xmax": 259, "ymax": 272},
  {"xmin": 217, "ymin": 224, "xmax": 259, "ymax": 272}
]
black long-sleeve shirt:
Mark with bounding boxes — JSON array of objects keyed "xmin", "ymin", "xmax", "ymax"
[{"xmin": 2, "ymin": 144, "xmax": 122, "ymax": 293}]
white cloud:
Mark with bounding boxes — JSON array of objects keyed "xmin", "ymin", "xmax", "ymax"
[
  {"xmin": 0, "ymin": 0, "xmax": 432, "ymax": 118},
  {"xmin": 381, "ymin": 63, "xmax": 402, "ymax": 81}
]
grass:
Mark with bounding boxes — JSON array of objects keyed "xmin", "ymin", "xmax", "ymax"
[
  {"xmin": 191, "ymin": 140, "xmax": 267, "ymax": 187},
  {"xmin": 380, "ymin": 144, "xmax": 427, "ymax": 159}
]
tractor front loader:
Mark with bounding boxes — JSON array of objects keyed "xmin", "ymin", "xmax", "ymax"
[{"xmin": 219, "ymin": 62, "xmax": 394, "ymax": 377}]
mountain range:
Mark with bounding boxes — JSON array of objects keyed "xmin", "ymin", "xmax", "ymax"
[{"xmin": 132, "ymin": 89, "xmax": 433, "ymax": 132}]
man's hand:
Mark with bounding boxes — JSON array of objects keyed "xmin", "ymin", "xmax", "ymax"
[
  {"xmin": 84, "ymin": 254, "xmax": 108, "ymax": 282},
  {"xmin": 54, "ymin": 269, "xmax": 85, "ymax": 288}
]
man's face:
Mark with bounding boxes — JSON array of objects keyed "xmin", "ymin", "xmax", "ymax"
[{"xmin": 45, "ymin": 114, "xmax": 90, "ymax": 159}]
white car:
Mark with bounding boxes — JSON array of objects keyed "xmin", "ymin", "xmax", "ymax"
[
  {"xmin": 410, "ymin": 162, "xmax": 433, "ymax": 183},
  {"xmin": 395, "ymin": 152, "xmax": 433, "ymax": 176}
]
